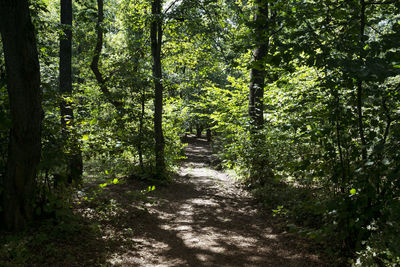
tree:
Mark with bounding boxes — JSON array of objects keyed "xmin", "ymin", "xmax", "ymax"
[
  {"xmin": 248, "ymin": 0, "xmax": 269, "ymax": 129},
  {"xmin": 0, "ymin": 0, "xmax": 42, "ymax": 230},
  {"xmin": 151, "ymin": 0, "xmax": 165, "ymax": 176},
  {"xmin": 246, "ymin": 0, "xmax": 275, "ymax": 184},
  {"xmin": 60, "ymin": 0, "xmax": 82, "ymax": 184},
  {"xmin": 91, "ymin": 0, "xmax": 125, "ymax": 113}
]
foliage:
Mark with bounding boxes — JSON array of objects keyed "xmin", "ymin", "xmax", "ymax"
[{"xmin": 1, "ymin": 0, "xmax": 400, "ymax": 264}]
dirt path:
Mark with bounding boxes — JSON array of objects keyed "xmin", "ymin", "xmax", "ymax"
[{"xmin": 92, "ymin": 136, "xmax": 326, "ymax": 266}]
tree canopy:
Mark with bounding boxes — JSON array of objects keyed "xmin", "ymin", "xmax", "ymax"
[{"xmin": 1, "ymin": 0, "xmax": 400, "ymax": 265}]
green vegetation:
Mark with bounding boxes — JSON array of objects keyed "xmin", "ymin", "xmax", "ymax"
[{"xmin": 1, "ymin": 0, "xmax": 400, "ymax": 265}]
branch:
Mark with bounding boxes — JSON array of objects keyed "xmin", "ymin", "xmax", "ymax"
[
  {"xmin": 90, "ymin": 0, "xmax": 124, "ymax": 112},
  {"xmin": 163, "ymin": 0, "xmax": 181, "ymax": 15}
]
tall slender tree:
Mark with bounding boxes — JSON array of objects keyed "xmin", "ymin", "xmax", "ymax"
[
  {"xmin": 248, "ymin": 0, "xmax": 269, "ymax": 129},
  {"xmin": 0, "ymin": 0, "xmax": 42, "ymax": 230},
  {"xmin": 356, "ymin": 0, "xmax": 367, "ymax": 162},
  {"xmin": 151, "ymin": 0, "xmax": 165, "ymax": 176},
  {"xmin": 246, "ymin": 0, "xmax": 276, "ymax": 184},
  {"xmin": 91, "ymin": 0, "xmax": 125, "ymax": 112},
  {"xmin": 60, "ymin": 0, "xmax": 82, "ymax": 184}
]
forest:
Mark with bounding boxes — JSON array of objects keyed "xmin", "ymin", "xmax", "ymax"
[{"xmin": 1, "ymin": 0, "xmax": 400, "ymax": 265}]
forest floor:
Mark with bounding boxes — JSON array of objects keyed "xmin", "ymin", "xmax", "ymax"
[
  {"xmin": 1, "ymin": 135, "xmax": 328, "ymax": 266},
  {"xmin": 77, "ymin": 135, "xmax": 326, "ymax": 266}
]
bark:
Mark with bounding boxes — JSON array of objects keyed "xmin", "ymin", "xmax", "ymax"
[
  {"xmin": 60, "ymin": 0, "xmax": 72, "ymax": 99},
  {"xmin": 248, "ymin": 0, "xmax": 269, "ymax": 129},
  {"xmin": 0, "ymin": 0, "xmax": 42, "ymax": 230},
  {"xmin": 151, "ymin": 0, "xmax": 165, "ymax": 176},
  {"xmin": 60, "ymin": 0, "xmax": 82, "ymax": 184}
]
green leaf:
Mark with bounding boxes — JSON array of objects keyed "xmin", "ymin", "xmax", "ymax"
[{"xmin": 350, "ymin": 188, "xmax": 356, "ymax": 195}]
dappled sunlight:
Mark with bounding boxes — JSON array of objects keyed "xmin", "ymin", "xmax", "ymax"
[
  {"xmin": 1, "ymin": 0, "xmax": 396, "ymax": 264},
  {"xmin": 95, "ymin": 136, "xmax": 324, "ymax": 266}
]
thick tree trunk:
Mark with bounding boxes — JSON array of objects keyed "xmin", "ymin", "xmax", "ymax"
[
  {"xmin": 151, "ymin": 0, "xmax": 165, "ymax": 176},
  {"xmin": 60, "ymin": 0, "xmax": 82, "ymax": 184},
  {"xmin": 0, "ymin": 0, "xmax": 42, "ymax": 230},
  {"xmin": 60, "ymin": 0, "xmax": 72, "ymax": 111},
  {"xmin": 248, "ymin": 0, "xmax": 269, "ymax": 129}
]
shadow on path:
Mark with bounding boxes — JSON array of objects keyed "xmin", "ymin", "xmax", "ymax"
[{"xmin": 95, "ymin": 135, "xmax": 326, "ymax": 266}]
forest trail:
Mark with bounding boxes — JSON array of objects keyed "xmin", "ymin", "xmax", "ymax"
[{"xmin": 91, "ymin": 135, "xmax": 325, "ymax": 267}]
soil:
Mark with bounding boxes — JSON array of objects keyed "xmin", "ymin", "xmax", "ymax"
[{"xmin": 82, "ymin": 135, "xmax": 327, "ymax": 266}]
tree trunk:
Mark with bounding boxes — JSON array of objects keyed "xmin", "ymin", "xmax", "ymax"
[
  {"xmin": 91, "ymin": 0, "xmax": 124, "ymax": 113},
  {"xmin": 248, "ymin": 0, "xmax": 274, "ymax": 183},
  {"xmin": 0, "ymin": 0, "xmax": 42, "ymax": 230},
  {"xmin": 151, "ymin": 0, "xmax": 165, "ymax": 176},
  {"xmin": 248, "ymin": 0, "xmax": 269, "ymax": 129},
  {"xmin": 357, "ymin": 0, "xmax": 367, "ymax": 162},
  {"xmin": 138, "ymin": 86, "xmax": 145, "ymax": 172},
  {"xmin": 196, "ymin": 124, "xmax": 203, "ymax": 138},
  {"xmin": 60, "ymin": 0, "xmax": 82, "ymax": 184},
  {"xmin": 332, "ymin": 83, "xmax": 346, "ymax": 193},
  {"xmin": 206, "ymin": 129, "xmax": 212, "ymax": 142}
]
